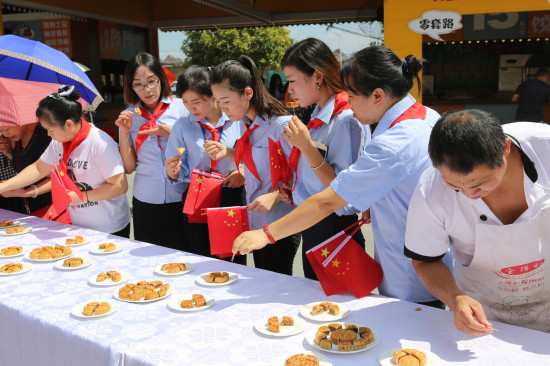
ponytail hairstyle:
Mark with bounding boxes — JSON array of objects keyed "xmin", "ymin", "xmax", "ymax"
[
  {"xmin": 341, "ymin": 46, "xmax": 423, "ymax": 99},
  {"xmin": 281, "ymin": 38, "xmax": 343, "ymax": 97},
  {"xmin": 123, "ymin": 52, "xmax": 171, "ymax": 105},
  {"xmin": 36, "ymin": 85, "xmax": 82, "ymax": 127},
  {"xmin": 210, "ymin": 55, "xmax": 288, "ymax": 118},
  {"xmin": 176, "ymin": 65, "xmax": 213, "ymax": 99}
]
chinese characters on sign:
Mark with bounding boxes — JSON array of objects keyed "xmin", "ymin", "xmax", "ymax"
[
  {"xmin": 41, "ymin": 19, "xmax": 72, "ymax": 57},
  {"xmin": 409, "ymin": 10, "xmax": 463, "ymax": 41}
]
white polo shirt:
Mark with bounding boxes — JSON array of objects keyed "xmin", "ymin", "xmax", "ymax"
[{"xmin": 405, "ymin": 122, "xmax": 550, "ymax": 266}]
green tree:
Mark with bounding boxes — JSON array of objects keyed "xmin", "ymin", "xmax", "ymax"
[{"xmin": 181, "ymin": 27, "xmax": 293, "ymax": 71}]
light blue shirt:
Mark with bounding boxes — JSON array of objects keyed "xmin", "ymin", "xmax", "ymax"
[
  {"xmin": 330, "ymin": 94, "xmax": 444, "ymax": 302},
  {"xmin": 292, "ymin": 95, "xmax": 370, "ymax": 216},
  {"xmin": 240, "ymin": 114, "xmax": 294, "ymax": 230},
  {"xmin": 126, "ymin": 97, "xmax": 189, "ymax": 204},
  {"xmin": 165, "ymin": 113, "xmax": 241, "ymax": 188}
]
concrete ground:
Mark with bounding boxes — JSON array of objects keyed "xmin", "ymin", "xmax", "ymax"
[{"xmin": 125, "ymin": 172, "xmax": 376, "ymax": 280}]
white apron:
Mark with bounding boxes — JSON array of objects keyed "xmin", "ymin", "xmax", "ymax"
[{"xmin": 454, "ymin": 184, "xmax": 550, "ymax": 332}]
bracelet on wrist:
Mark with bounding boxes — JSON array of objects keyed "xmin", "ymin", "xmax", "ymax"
[
  {"xmin": 311, "ymin": 158, "xmax": 326, "ymax": 170},
  {"xmin": 263, "ymin": 224, "xmax": 276, "ymax": 244},
  {"xmin": 85, "ymin": 190, "xmax": 89, "ymax": 203},
  {"xmin": 31, "ymin": 185, "xmax": 38, "ymax": 198}
]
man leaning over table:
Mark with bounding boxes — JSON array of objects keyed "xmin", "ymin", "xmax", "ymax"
[{"xmin": 405, "ymin": 109, "xmax": 550, "ymax": 335}]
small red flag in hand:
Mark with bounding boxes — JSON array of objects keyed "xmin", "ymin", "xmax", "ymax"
[
  {"xmin": 207, "ymin": 206, "xmax": 250, "ymax": 258},
  {"xmin": 50, "ymin": 168, "xmax": 72, "ymax": 212},
  {"xmin": 183, "ymin": 169, "xmax": 224, "ymax": 223},
  {"xmin": 268, "ymin": 137, "xmax": 291, "ymax": 191},
  {"xmin": 55, "ymin": 165, "xmax": 84, "ymax": 201}
]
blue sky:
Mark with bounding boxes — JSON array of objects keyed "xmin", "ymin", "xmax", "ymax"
[{"xmin": 158, "ymin": 22, "xmax": 383, "ymax": 63}]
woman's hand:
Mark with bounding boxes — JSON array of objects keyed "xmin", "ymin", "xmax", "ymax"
[
  {"xmin": 277, "ymin": 183, "xmax": 294, "ymax": 205},
  {"xmin": 223, "ymin": 167, "xmax": 245, "ymax": 188},
  {"xmin": 0, "ymin": 188, "xmax": 27, "ymax": 198},
  {"xmin": 233, "ymin": 229, "xmax": 270, "ymax": 255},
  {"xmin": 137, "ymin": 124, "xmax": 172, "ymax": 139},
  {"xmin": 67, "ymin": 190, "xmax": 83, "ymax": 207},
  {"xmin": 248, "ymin": 191, "xmax": 280, "ymax": 213},
  {"xmin": 282, "ymin": 115, "xmax": 314, "ymax": 151},
  {"xmin": 165, "ymin": 155, "xmax": 182, "ymax": 180},
  {"xmin": 361, "ymin": 209, "xmax": 371, "ymax": 224},
  {"xmin": 114, "ymin": 111, "xmax": 134, "ymax": 135},
  {"xmin": 204, "ymin": 140, "xmax": 228, "ymax": 161}
]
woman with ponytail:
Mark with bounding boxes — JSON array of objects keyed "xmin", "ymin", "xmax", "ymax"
[
  {"xmin": 279, "ymin": 38, "xmax": 370, "ymax": 280},
  {"xmin": 0, "ymin": 85, "xmax": 131, "ymax": 236},
  {"xmin": 234, "ymin": 46, "xmax": 452, "ymax": 307},
  {"xmin": 204, "ymin": 55, "xmax": 299, "ymax": 276}
]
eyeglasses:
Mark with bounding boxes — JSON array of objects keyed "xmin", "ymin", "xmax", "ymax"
[{"xmin": 132, "ymin": 79, "xmax": 160, "ymax": 91}]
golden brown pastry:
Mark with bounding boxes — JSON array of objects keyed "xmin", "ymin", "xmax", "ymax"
[
  {"xmin": 83, "ymin": 302, "xmax": 111, "ymax": 316},
  {"xmin": 337, "ymin": 341, "xmax": 353, "ymax": 352},
  {"xmin": 205, "ymin": 271, "xmax": 230, "ymax": 283},
  {"xmin": 176, "ymin": 147, "xmax": 186, "ymax": 155},
  {"xmin": 1, "ymin": 246, "xmax": 23, "ymax": 256},
  {"xmin": 0, "ymin": 220, "xmax": 14, "ymax": 227},
  {"xmin": 314, "ymin": 331, "xmax": 328, "ymax": 345},
  {"xmin": 161, "ymin": 263, "xmax": 186, "ymax": 273},
  {"xmin": 6, "ymin": 226, "xmax": 23, "ymax": 234},
  {"xmin": 311, "ymin": 304, "xmax": 325, "ymax": 315},
  {"xmin": 192, "ymin": 294, "xmax": 206, "ymax": 307},
  {"xmin": 106, "ymin": 271, "xmax": 121, "ymax": 282},
  {"xmin": 29, "ymin": 245, "xmax": 71, "ymax": 260},
  {"xmin": 393, "ymin": 349, "xmax": 427, "ymax": 366},
  {"xmin": 0, "ymin": 263, "xmax": 23, "ymax": 273},
  {"xmin": 66, "ymin": 238, "xmax": 75, "ymax": 245},
  {"xmin": 352, "ymin": 337, "xmax": 368, "ymax": 350},
  {"xmin": 319, "ymin": 338, "xmax": 332, "ymax": 350},
  {"xmin": 75, "ymin": 235, "xmax": 84, "ymax": 244},
  {"xmin": 63, "ymin": 257, "xmax": 84, "ymax": 267},
  {"xmin": 267, "ymin": 316, "xmax": 280, "ymax": 333},
  {"xmin": 118, "ymin": 281, "xmax": 169, "ymax": 301},
  {"xmin": 99, "ymin": 243, "xmax": 116, "ymax": 252},
  {"xmin": 180, "ymin": 299, "xmax": 194, "ymax": 308},
  {"xmin": 330, "ymin": 329, "xmax": 357, "ymax": 345},
  {"xmin": 285, "ymin": 354, "xmax": 320, "ymax": 366},
  {"xmin": 286, "ymin": 101, "xmax": 300, "ymax": 109},
  {"xmin": 328, "ymin": 323, "xmax": 342, "ymax": 332},
  {"xmin": 281, "ymin": 316, "xmax": 294, "ymax": 326}
]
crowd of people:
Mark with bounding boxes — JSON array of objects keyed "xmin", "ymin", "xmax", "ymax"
[{"xmin": 1, "ymin": 38, "xmax": 549, "ymax": 335}]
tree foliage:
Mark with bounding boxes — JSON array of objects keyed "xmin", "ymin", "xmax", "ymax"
[{"xmin": 181, "ymin": 27, "xmax": 293, "ymax": 71}]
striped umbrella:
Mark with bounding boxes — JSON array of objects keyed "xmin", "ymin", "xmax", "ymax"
[
  {"xmin": 0, "ymin": 35, "xmax": 102, "ymax": 111},
  {"xmin": 0, "ymin": 77, "xmax": 88, "ymax": 126}
]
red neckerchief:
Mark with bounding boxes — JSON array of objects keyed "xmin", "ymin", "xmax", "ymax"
[
  {"xmin": 288, "ymin": 91, "xmax": 351, "ymax": 189},
  {"xmin": 134, "ymin": 102, "xmax": 171, "ymax": 156},
  {"xmin": 197, "ymin": 120, "xmax": 228, "ymax": 172},
  {"xmin": 389, "ymin": 102, "xmax": 426, "ymax": 128},
  {"xmin": 59, "ymin": 120, "xmax": 92, "ymax": 173},
  {"xmin": 234, "ymin": 124, "xmax": 261, "ymax": 187}
]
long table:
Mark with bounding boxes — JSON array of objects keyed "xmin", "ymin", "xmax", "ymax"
[{"xmin": 0, "ymin": 209, "xmax": 549, "ymax": 366}]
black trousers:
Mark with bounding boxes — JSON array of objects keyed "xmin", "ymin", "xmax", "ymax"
[
  {"xmin": 253, "ymin": 233, "xmax": 301, "ymax": 276},
  {"xmin": 111, "ymin": 222, "xmax": 131, "ymax": 239},
  {"xmin": 301, "ymin": 212, "xmax": 365, "ymax": 280},
  {"xmin": 132, "ymin": 197, "xmax": 184, "ymax": 250},
  {"xmin": 181, "ymin": 186, "xmax": 247, "ymax": 265}
]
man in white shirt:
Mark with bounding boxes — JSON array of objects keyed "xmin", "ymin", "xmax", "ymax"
[{"xmin": 405, "ymin": 109, "xmax": 550, "ymax": 335}]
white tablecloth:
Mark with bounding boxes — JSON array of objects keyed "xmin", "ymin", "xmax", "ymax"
[{"xmin": 0, "ymin": 209, "xmax": 549, "ymax": 366}]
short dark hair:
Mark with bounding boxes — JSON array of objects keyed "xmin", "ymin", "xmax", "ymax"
[
  {"xmin": 536, "ymin": 67, "xmax": 549, "ymax": 78},
  {"xmin": 341, "ymin": 45, "xmax": 422, "ymax": 99},
  {"xmin": 429, "ymin": 109, "xmax": 506, "ymax": 174},
  {"xmin": 36, "ymin": 85, "xmax": 82, "ymax": 127},
  {"xmin": 211, "ymin": 55, "xmax": 288, "ymax": 118},
  {"xmin": 176, "ymin": 65, "xmax": 212, "ymax": 99},
  {"xmin": 123, "ymin": 52, "xmax": 171, "ymax": 105}
]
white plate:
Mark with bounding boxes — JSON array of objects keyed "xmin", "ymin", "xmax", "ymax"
[
  {"xmin": 56, "ymin": 236, "xmax": 91, "ymax": 247},
  {"xmin": 113, "ymin": 283, "xmax": 173, "ymax": 303},
  {"xmin": 167, "ymin": 293, "xmax": 215, "ymax": 312},
  {"xmin": 0, "ymin": 220, "xmax": 20, "ymax": 227},
  {"xmin": 299, "ymin": 301, "xmax": 350, "ymax": 322},
  {"xmin": 379, "ymin": 347, "xmax": 441, "ymax": 366},
  {"xmin": 24, "ymin": 250, "xmax": 73, "ymax": 262},
  {"xmin": 271, "ymin": 351, "xmax": 332, "ymax": 366},
  {"xmin": 305, "ymin": 322, "xmax": 380, "ymax": 354},
  {"xmin": 53, "ymin": 256, "xmax": 93, "ymax": 270},
  {"xmin": 254, "ymin": 315, "xmax": 307, "ymax": 337},
  {"xmin": 195, "ymin": 272, "xmax": 238, "ymax": 286},
  {"xmin": 71, "ymin": 300, "xmax": 119, "ymax": 319},
  {"xmin": 0, "ymin": 262, "xmax": 33, "ymax": 276},
  {"xmin": 88, "ymin": 271, "xmax": 131, "ymax": 286},
  {"xmin": 0, "ymin": 227, "xmax": 32, "ymax": 236},
  {"xmin": 154, "ymin": 262, "xmax": 193, "ymax": 276},
  {"xmin": 0, "ymin": 246, "xmax": 29, "ymax": 258},
  {"xmin": 89, "ymin": 244, "xmax": 124, "ymax": 255}
]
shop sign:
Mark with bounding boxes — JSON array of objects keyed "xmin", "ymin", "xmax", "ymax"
[
  {"xmin": 463, "ymin": 12, "xmax": 528, "ymax": 40},
  {"xmin": 409, "ymin": 10, "xmax": 463, "ymax": 41},
  {"xmin": 41, "ymin": 19, "xmax": 72, "ymax": 57},
  {"xmin": 528, "ymin": 11, "xmax": 550, "ymax": 37}
]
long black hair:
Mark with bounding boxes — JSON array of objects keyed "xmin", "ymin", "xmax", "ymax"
[
  {"xmin": 176, "ymin": 65, "xmax": 212, "ymax": 99},
  {"xmin": 123, "ymin": 52, "xmax": 171, "ymax": 105},
  {"xmin": 341, "ymin": 45, "xmax": 422, "ymax": 99},
  {"xmin": 36, "ymin": 85, "xmax": 82, "ymax": 127},
  {"xmin": 211, "ymin": 55, "xmax": 288, "ymax": 118}
]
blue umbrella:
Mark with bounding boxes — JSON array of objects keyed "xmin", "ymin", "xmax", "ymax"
[{"xmin": 0, "ymin": 35, "xmax": 103, "ymax": 111}]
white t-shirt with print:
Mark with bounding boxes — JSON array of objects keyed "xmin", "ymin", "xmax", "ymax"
[{"xmin": 41, "ymin": 126, "xmax": 131, "ymax": 233}]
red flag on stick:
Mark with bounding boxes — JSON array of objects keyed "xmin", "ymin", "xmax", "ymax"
[
  {"xmin": 268, "ymin": 137, "xmax": 291, "ymax": 192},
  {"xmin": 207, "ymin": 206, "xmax": 250, "ymax": 258},
  {"xmin": 50, "ymin": 167, "xmax": 71, "ymax": 213},
  {"xmin": 307, "ymin": 219, "xmax": 383, "ymax": 298},
  {"xmin": 55, "ymin": 165, "xmax": 84, "ymax": 201},
  {"xmin": 183, "ymin": 169, "xmax": 224, "ymax": 223}
]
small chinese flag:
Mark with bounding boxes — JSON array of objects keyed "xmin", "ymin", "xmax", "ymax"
[
  {"xmin": 50, "ymin": 168, "xmax": 72, "ymax": 213},
  {"xmin": 268, "ymin": 137, "xmax": 291, "ymax": 192},
  {"xmin": 305, "ymin": 231, "xmax": 349, "ymax": 296},
  {"xmin": 207, "ymin": 206, "xmax": 250, "ymax": 258},
  {"xmin": 56, "ymin": 165, "xmax": 84, "ymax": 201},
  {"xmin": 183, "ymin": 169, "xmax": 224, "ymax": 223},
  {"xmin": 323, "ymin": 236, "xmax": 383, "ymax": 299}
]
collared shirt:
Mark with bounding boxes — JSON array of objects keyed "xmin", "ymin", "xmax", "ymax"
[
  {"xmin": 330, "ymin": 94, "xmax": 444, "ymax": 302},
  {"xmin": 240, "ymin": 113, "xmax": 294, "ymax": 230},
  {"xmin": 165, "ymin": 113, "xmax": 241, "ymax": 188},
  {"xmin": 405, "ymin": 122, "xmax": 550, "ymax": 266},
  {"xmin": 126, "ymin": 97, "xmax": 189, "ymax": 204},
  {"xmin": 292, "ymin": 95, "xmax": 370, "ymax": 215}
]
